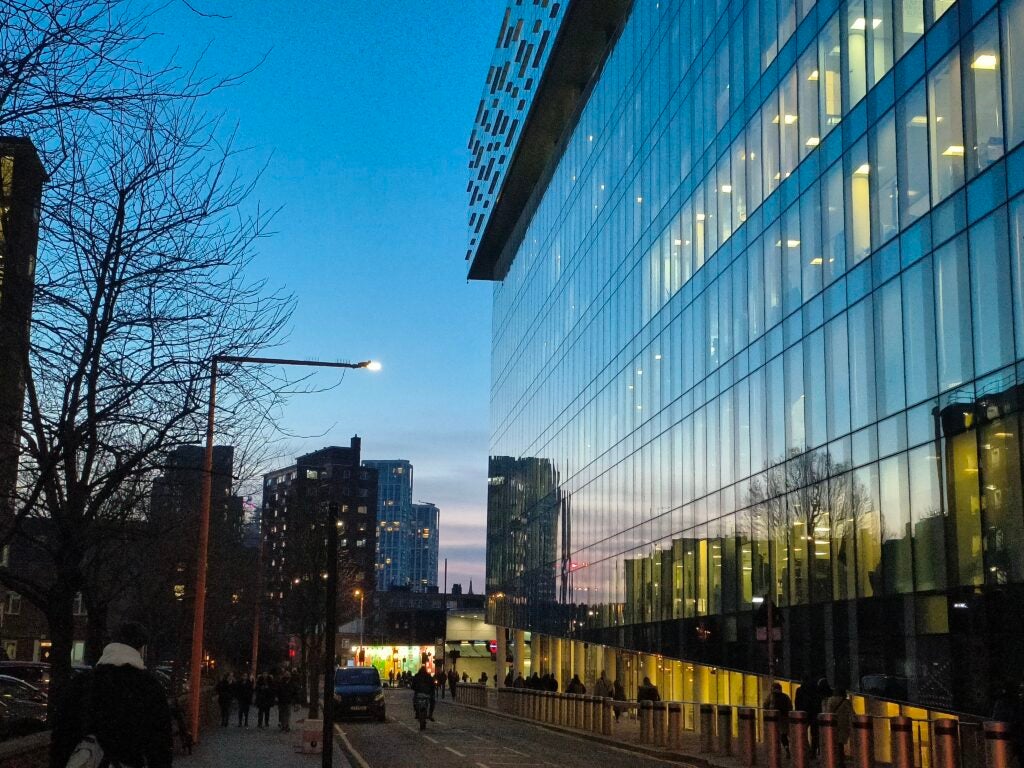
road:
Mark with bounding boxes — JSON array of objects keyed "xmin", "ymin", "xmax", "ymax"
[{"xmin": 335, "ymin": 689, "xmax": 684, "ymax": 768}]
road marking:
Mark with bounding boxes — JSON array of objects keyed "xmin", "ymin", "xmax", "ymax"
[
  {"xmin": 423, "ymin": 734, "xmax": 439, "ymax": 744},
  {"xmin": 333, "ymin": 724, "xmax": 371, "ymax": 768},
  {"xmin": 503, "ymin": 746, "xmax": 528, "ymax": 755},
  {"xmin": 445, "ymin": 746, "xmax": 467, "ymax": 756},
  {"xmin": 476, "ymin": 763, "xmax": 491, "ymax": 768}
]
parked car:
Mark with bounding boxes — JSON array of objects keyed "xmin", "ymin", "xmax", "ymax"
[
  {"xmin": 333, "ymin": 667, "xmax": 385, "ymax": 721},
  {"xmin": 0, "ymin": 675, "xmax": 48, "ymax": 738},
  {"xmin": 0, "ymin": 663, "xmax": 50, "ymax": 694}
]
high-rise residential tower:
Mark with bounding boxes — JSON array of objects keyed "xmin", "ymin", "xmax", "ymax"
[
  {"xmin": 409, "ymin": 502, "xmax": 440, "ymax": 592},
  {"xmin": 364, "ymin": 459, "xmax": 414, "ymax": 590},
  {"xmin": 472, "ymin": 0, "xmax": 1024, "ymax": 721}
]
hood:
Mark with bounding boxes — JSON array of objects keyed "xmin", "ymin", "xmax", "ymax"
[{"xmin": 96, "ymin": 643, "xmax": 145, "ymax": 670}]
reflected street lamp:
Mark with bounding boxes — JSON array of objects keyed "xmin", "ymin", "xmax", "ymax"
[{"xmin": 187, "ymin": 354, "xmax": 380, "ymax": 745}]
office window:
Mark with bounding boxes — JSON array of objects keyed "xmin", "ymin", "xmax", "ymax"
[
  {"xmin": 875, "ymin": 277, "xmax": 906, "ymax": 417},
  {"xmin": 872, "ymin": 110, "xmax": 900, "ymax": 248},
  {"xmin": 848, "ymin": 297, "xmax": 877, "ymax": 430},
  {"xmin": 799, "ymin": 45, "xmax": 821, "ymax": 158},
  {"xmin": 782, "ymin": 203, "xmax": 803, "ymax": 315},
  {"xmin": 849, "ymin": 139, "xmax": 873, "ymax": 264},
  {"xmin": 902, "ymin": 257, "xmax": 939, "ymax": 404},
  {"xmin": 947, "ymin": 427, "xmax": 983, "ymax": 586},
  {"xmin": 979, "ymin": 411, "xmax": 1024, "ymax": 584},
  {"xmin": 819, "ymin": 14, "xmax": 844, "ymax": 134},
  {"xmin": 1004, "ymin": 0, "xmax": 1024, "ymax": 149},
  {"xmin": 880, "ymin": 454, "xmax": 913, "ymax": 593},
  {"xmin": 854, "ymin": 464, "xmax": 882, "ymax": 597},
  {"xmin": 908, "ymin": 444, "xmax": 947, "ymax": 590},
  {"xmin": 6, "ymin": 593, "xmax": 20, "ymax": 616},
  {"xmin": 831, "ymin": 471, "xmax": 858, "ymax": 600},
  {"xmin": 762, "ymin": 100, "xmax": 781, "ymax": 196},
  {"xmin": 765, "ymin": 222, "xmax": 784, "ymax": 329},
  {"xmin": 934, "ymin": 235, "xmax": 974, "ymax": 390},
  {"xmin": 968, "ymin": 209, "xmax": 1014, "ymax": 375},
  {"xmin": 896, "ymin": 0, "xmax": 925, "ymax": 57},
  {"xmin": 747, "ymin": 114, "xmax": 764, "ymax": 212},
  {"xmin": 897, "ymin": 80, "xmax": 931, "ymax": 224},
  {"xmin": 801, "ymin": 180, "xmax": 823, "ymax": 299},
  {"xmin": 965, "ymin": 14, "xmax": 1004, "ymax": 177},
  {"xmin": 928, "ymin": 50, "xmax": 965, "ymax": 204},
  {"xmin": 868, "ymin": 0, "xmax": 895, "ymax": 87},
  {"xmin": 931, "ymin": 0, "xmax": 955, "ymax": 23},
  {"xmin": 732, "ymin": 136, "xmax": 748, "ymax": 227},
  {"xmin": 779, "ymin": 68, "xmax": 800, "ymax": 180},
  {"xmin": 826, "ymin": 314, "xmax": 852, "ymax": 439},
  {"xmin": 847, "ymin": 0, "xmax": 869, "ymax": 108},
  {"xmin": 822, "ymin": 161, "xmax": 847, "ymax": 284},
  {"xmin": 1012, "ymin": 197, "xmax": 1024, "ymax": 358}
]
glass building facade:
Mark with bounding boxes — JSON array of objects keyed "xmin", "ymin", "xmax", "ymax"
[{"xmin": 476, "ymin": 0, "xmax": 1024, "ymax": 716}]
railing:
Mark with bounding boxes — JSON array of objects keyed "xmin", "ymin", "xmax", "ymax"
[{"xmin": 479, "ymin": 688, "xmax": 1017, "ymax": 768}]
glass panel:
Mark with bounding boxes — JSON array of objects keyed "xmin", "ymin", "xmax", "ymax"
[
  {"xmin": 896, "ymin": 80, "xmax": 931, "ymax": 225},
  {"xmin": 849, "ymin": 139, "xmax": 873, "ymax": 264},
  {"xmin": 875, "ymin": 277, "xmax": 906, "ymax": 417},
  {"xmin": 969, "ymin": 209, "xmax": 1015, "ymax": 376},
  {"xmin": 763, "ymin": 97, "xmax": 781, "ymax": 197},
  {"xmin": 848, "ymin": 298, "xmax": 877, "ymax": 431},
  {"xmin": 826, "ymin": 314, "xmax": 852, "ymax": 439},
  {"xmin": 805, "ymin": 329, "xmax": 828, "ymax": 448},
  {"xmin": 928, "ymin": 49, "xmax": 965, "ymax": 205},
  {"xmin": 765, "ymin": 221, "xmax": 784, "ymax": 329},
  {"xmin": 879, "ymin": 454, "xmax": 914, "ymax": 594},
  {"xmin": 947, "ymin": 428, "xmax": 983, "ymax": 586},
  {"xmin": 780, "ymin": 68, "xmax": 800, "ymax": 180},
  {"xmin": 819, "ymin": 13, "xmax": 844, "ymax": 136},
  {"xmin": 934, "ymin": 235, "xmax": 973, "ymax": 390},
  {"xmin": 1004, "ymin": 0, "xmax": 1024, "ymax": 150},
  {"xmin": 931, "ymin": 0, "xmax": 955, "ymax": 24},
  {"xmin": 732, "ymin": 135, "xmax": 748, "ymax": 227},
  {"xmin": 854, "ymin": 463, "xmax": 882, "ymax": 597},
  {"xmin": 868, "ymin": 0, "xmax": 895, "ymax": 87},
  {"xmin": 831, "ymin": 471, "xmax": 859, "ymax": 600},
  {"xmin": 896, "ymin": 0, "xmax": 925, "ymax": 57},
  {"xmin": 785, "ymin": 343, "xmax": 806, "ymax": 453},
  {"xmin": 1011, "ymin": 197, "xmax": 1024, "ymax": 359},
  {"xmin": 979, "ymin": 412, "xmax": 1024, "ymax": 584},
  {"xmin": 908, "ymin": 443, "xmax": 947, "ymax": 591},
  {"xmin": 965, "ymin": 15, "xmax": 1005, "ymax": 178},
  {"xmin": 747, "ymin": 115, "xmax": 764, "ymax": 212},
  {"xmin": 872, "ymin": 110, "xmax": 900, "ymax": 248},
  {"xmin": 783, "ymin": 203, "xmax": 803, "ymax": 315},
  {"xmin": 822, "ymin": 162, "xmax": 847, "ymax": 284},
  {"xmin": 902, "ymin": 257, "xmax": 939, "ymax": 405},
  {"xmin": 799, "ymin": 45, "xmax": 822, "ymax": 158},
  {"xmin": 847, "ymin": 0, "xmax": 869, "ymax": 108},
  {"xmin": 801, "ymin": 181, "xmax": 823, "ymax": 299}
]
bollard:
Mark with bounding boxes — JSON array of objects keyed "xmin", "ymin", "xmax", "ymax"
[
  {"xmin": 820, "ymin": 712, "xmax": 843, "ymax": 768},
  {"xmin": 765, "ymin": 709, "xmax": 783, "ymax": 768},
  {"xmin": 592, "ymin": 696, "xmax": 603, "ymax": 734},
  {"xmin": 739, "ymin": 707, "xmax": 757, "ymax": 766},
  {"xmin": 641, "ymin": 700, "xmax": 654, "ymax": 743},
  {"xmin": 670, "ymin": 702, "xmax": 684, "ymax": 750},
  {"xmin": 560, "ymin": 693, "xmax": 569, "ymax": 726},
  {"xmin": 554, "ymin": 693, "xmax": 563, "ymax": 725},
  {"xmin": 853, "ymin": 715, "xmax": 875, "ymax": 768},
  {"xmin": 718, "ymin": 705, "xmax": 734, "ymax": 755},
  {"xmin": 543, "ymin": 691, "xmax": 552, "ymax": 723},
  {"xmin": 935, "ymin": 718, "xmax": 961, "ymax": 768},
  {"xmin": 576, "ymin": 693, "xmax": 586, "ymax": 729},
  {"xmin": 892, "ymin": 717, "xmax": 915, "ymax": 768},
  {"xmin": 985, "ymin": 721, "xmax": 1014, "ymax": 768},
  {"xmin": 790, "ymin": 711, "xmax": 811, "ymax": 768},
  {"xmin": 654, "ymin": 701, "xmax": 668, "ymax": 746},
  {"xmin": 603, "ymin": 698, "xmax": 613, "ymax": 736},
  {"xmin": 700, "ymin": 704, "xmax": 716, "ymax": 753}
]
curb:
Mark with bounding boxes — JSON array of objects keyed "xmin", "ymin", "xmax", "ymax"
[
  {"xmin": 449, "ymin": 698, "xmax": 710, "ymax": 767},
  {"xmin": 333, "ymin": 723, "xmax": 370, "ymax": 768}
]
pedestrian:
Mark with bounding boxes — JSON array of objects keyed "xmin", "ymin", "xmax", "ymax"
[
  {"xmin": 462, "ymin": 672, "xmax": 469, "ymax": 683},
  {"xmin": 513, "ymin": 673, "xmax": 525, "ymax": 689},
  {"xmin": 255, "ymin": 674, "xmax": 275, "ymax": 728},
  {"xmin": 504, "ymin": 668, "xmax": 514, "ymax": 687},
  {"xmin": 479, "ymin": 671, "xmax": 489, "ymax": 685},
  {"xmin": 795, "ymin": 676, "xmax": 824, "ymax": 756},
  {"xmin": 824, "ymin": 685, "xmax": 853, "ymax": 751},
  {"xmin": 567, "ymin": 674, "xmax": 586, "ymax": 695},
  {"xmin": 52, "ymin": 621, "xmax": 173, "ymax": 768},
  {"xmin": 764, "ymin": 682, "xmax": 793, "ymax": 758},
  {"xmin": 447, "ymin": 667, "xmax": 459, "ymax": 698},
  {"xmin": 276, "ymin": 669, "xmax": 294, "ymax": 732},
  {"xmin": 216, "ymin": 673, "xmax": 234, "ymax": 727},
  {"xmin": 594, "ymin": 670, "xmax": 611, "ymax": 699},
  {"xmin": 235, "ymin": 674, "xmax": 254, "ymax": 727},
  {"xmin": 545, "ymin": 673, "xmax": 558, "ymax": 692},
  {"xmin": 389, "ymin": 669, "xmax": 395, "ymax": 688},
  {"xmin": 435, "ymin": 668, "xmax": 446, "ymax": 699},
  {"xmin": 612, "ymin": 679, "xmax": 626, "ymax": 721},
  {"xmin": 637, "ymin": 676, "xmax": 660, "ymax": 702}
]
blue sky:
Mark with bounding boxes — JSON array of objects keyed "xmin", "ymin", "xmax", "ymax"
[{"xmin": 159, "ymin": 2, "xmax": 506, "ymax": 589}]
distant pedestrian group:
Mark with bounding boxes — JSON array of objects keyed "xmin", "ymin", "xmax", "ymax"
[{"xmin": 216, "ymin": 668, "xmax": 303, "ymax": 733}]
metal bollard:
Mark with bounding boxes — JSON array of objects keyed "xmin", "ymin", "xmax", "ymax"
[
  {"xmin": 561, "ymin": 693, "xmax": 570, "ymax": 726},
  {"xmin": 739, "ymin": 707, "xmax": 757, "ymax": 766},
  {"xmin": 935, "ymin": 718, "xmax": 961, "ymax": 768},
  {"xmin": 853, "ymin": 714, "xmax": 875, "ymax": 768},
  {"xmin": 985, "ymin": 721, "xmax": 1014, "ymax": 768},
  {"xmin": 575, "ymin": 693, "xmax": 585, "ymax": 729},
  {"xmin": 545, "ymin": 691, "xmax": 554, "ymax": 723},
  {"xmin": 641, "ymin": 700, "xmax": 654, "ymax": 743},
  {"xmin": 700, "ymin": 704, "xmax": 716, "ymax": 753},
  {"xmin": 891, "ymin": 717, "xmax": 915, "ymax": 768},
  {"xmin": 555, "ymin": 693, "xmax": 564, "ymax": 725},
  {"xmin": 654, "ymin": 701, "xmax": 667, "ymax": 746},
  {"xmin": 790, "ymin": 711, "xmax": 811, "ymax": 768},
  {"xmin": 591, "ymin": 696, "xmax": 603, "ymax": 734},
  {"xmin": 718, "ymin": 705, "xmax": 734, "ymax": 755},
  {"xmin": 603, "ymin": 698, "xmax": 613, "ymax": 736},
  {"xmin": 670, "ymin": 702, "xmax": 684, "ymax": 750},
  {"xmin": 820, "ymin": 712, "xmax": 843, "ymax": 768},
  {"xmin": 765, "ymin": 709, "xmax": 783, "ymax": 768}
]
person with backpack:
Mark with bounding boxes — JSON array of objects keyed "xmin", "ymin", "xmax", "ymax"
[{"xmin": 52, "ymin": 621, "xmax": 173, "ymax": 768}]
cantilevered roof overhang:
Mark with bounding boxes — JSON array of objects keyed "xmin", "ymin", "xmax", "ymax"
[{"xmin": 467, "ymin": 0, "xmax": 633, "ymax": 282}]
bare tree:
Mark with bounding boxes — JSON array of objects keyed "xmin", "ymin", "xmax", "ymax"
[{"xmin": 0, "ymin": 1, "xmax": 293, "ymax": 739}]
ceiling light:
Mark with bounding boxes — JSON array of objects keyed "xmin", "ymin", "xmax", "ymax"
[
  {"xmin": 911, "ymin": 115, "xmax": 928, "ymax": 125},
  {"xmin": 943, "ymin": 145, "xmax": 965, "ymax": 156},
  {"xmin": 851, "ymin": 17, "xmax": 867, "ymax": 29},
  {"xmin": 854, "ymin": 163, "xmax": 870, "ymax": 176},
  {"xmin": 806, "ymin": 136, "xmax": 820, "ymax": 147},
  {"xmin": 971, "ymin": 54, "xmax": 997, "ymax": 70},
  {"xmin": 783, "ymin": 114, "xmax": 798, "ymax": 124},
  {"xmin": 696, "ymin": 212, "xmax": 706, "ymax": 221},
  {"xmin": 808, "ymin": 69, "xmax": 819, "ymax": 81},
  {"xmin": 787, "ymin": 239, "xmax": 801, "ymax": 248},
  {"xmin": 721, "ymin": 184, "xmax": 733, "ymax": 193},
  {"xmin": 810, "ymin": 257, "xmax": 823, "ymax": 265},
  {"xmin": 674, "ymin": 238, "xmax": 683, "ymax": 245}
]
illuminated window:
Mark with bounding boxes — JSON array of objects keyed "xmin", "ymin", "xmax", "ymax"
[
  {"xmin": 848, "ymin": 139, "xmax": 872, "ymax": 264},
  {"xmin": 964, "ymin": 15, "xmax": 1004, "ymax": 177},
  {"xmin": 928, "ymin": 49, "xmax": 965, "ymax": 204}
]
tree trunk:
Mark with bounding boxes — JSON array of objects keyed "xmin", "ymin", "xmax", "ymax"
[
  {"xmin": 306, "ymin": 633, "xmax": 320, "ymax": 719},
  {"xmin": 46, "ymin": 587, "xmax": 76, "ymax": 768},
  {"xmin": 84, "ymin": 602, "xmax": 108, "ymax": 665}
]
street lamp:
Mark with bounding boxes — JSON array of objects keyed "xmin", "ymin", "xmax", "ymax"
[
  {"xmin": 187, "ymin": 354, "xmax": 380, "ymax": 744},
  {"xmin": 354, "ymin": 589, "xmax": 364, "ymax": 664}
]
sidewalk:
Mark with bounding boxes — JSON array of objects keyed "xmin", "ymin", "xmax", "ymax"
[{"xmin": 178, "ymin": 717, "xmax": 350, "ymax": 768}]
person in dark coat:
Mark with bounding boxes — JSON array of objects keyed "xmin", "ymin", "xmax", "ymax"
[
  {"xmin": 765, "ymin": 682, "xmax": 793, "ymax": 757},
  {"xmin": 566, "ymin": 674, "xmax": 586, "ymax": 694},
  {"xmin": 795, "ymin": 677, "xmax": 825, "ymax": 756},
  {"xmin": 276, "ymin": 670, "xmax": 294, "ymax": 732},
  {"xmin": 254, "ymin": 674, "xmax": 276, "ymax": 728},
  {"xmin": 52, "ymin": 622, "xmax": 173, "ymax": 768},
  {"xmin": 235, "ymin": 674, "xmax": 254, "ymax": 727},
  {"xmin": 435, "ymin": 668, "xmax": 447, "ymax": 699},
  {"xmin": 411, "ymin": 665, "xmax": 436, "ymax": 720},
  {"xmin": 612, "ymin": 679, "xmax": 627, "ymax": 721},
  {"xmin": 637, "ymin": 676, "xmax": 660, "ymax": 702},
  {"xmin": 447, "ymin": 668, "xmax": 459, "ymax": 698},
  {"xmin": 216, "ymin": 674, "xmax": 234, "ymax": 726}
]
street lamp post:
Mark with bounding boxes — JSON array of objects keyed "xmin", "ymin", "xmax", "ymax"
[
  {"xmin": 187, "ymin": 354, "xmax": 380, "ymax": 744},
  {"xmin": 354, "ymin": 589, "xmax": 364, "ymax": 663}
]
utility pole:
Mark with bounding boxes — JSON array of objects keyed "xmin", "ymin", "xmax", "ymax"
[{"xmin": 322, "ymin": 501, "xmax": 339, "ymax": 768}]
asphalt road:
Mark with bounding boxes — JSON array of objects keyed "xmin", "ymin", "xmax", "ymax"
[{"xmin": 334, "ymin": 689, "xmax": 682, "ymax": 768}]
